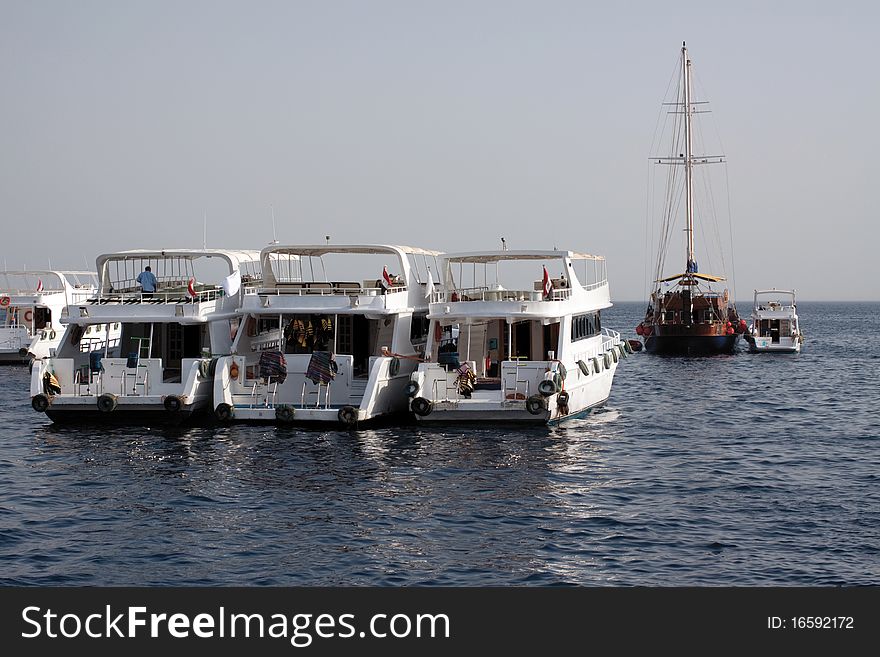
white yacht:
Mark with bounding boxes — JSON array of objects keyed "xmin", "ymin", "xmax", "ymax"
[
  {"xmin": 406, "ymin": 250, "xmax": 624, "ymax": 424},
  {"xmin": 30, "ymin": 249, "xmax": 261, "ymax": 422},
  {"xmin": 212, "ymin": 244, "xmax": 441, "ymax": 426},
  {"xmin": 1, "ymin": 270, "xmax": 100, "ymax": 364},
  {"xmin": 745, "ymin": 289, "xmax": 803, "ymax": 353}
]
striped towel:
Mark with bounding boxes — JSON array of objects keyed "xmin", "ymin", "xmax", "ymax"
[
  {"xmin": 258, "ymin": 350, "xmax": 288, "ymax": 384},
  {"xmin": 306, "ymin": 350, "xmax": 337, "ymax": 385}
]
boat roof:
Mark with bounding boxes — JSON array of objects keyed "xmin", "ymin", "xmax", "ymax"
[
  {"xmin": 755, "ymin": 289, "xmax": 796, "ymax": 297},
  {"xmin": 0, "ymin": 270, "xmax": 97, "ymax": 289},
  {"xmin": 656, "ymin": 272, "xmax": 726, "ymax": 283},
  {"xmin": 444, "ymin": 250, "xmax": 603, "ymax": 263},
  {"xmin": 96, "ymin": 249, "xmax": 261, "ymax": 267},
  {"xmin": 261, "ymin": 244, "xmax": 441, "ymax": 258}
]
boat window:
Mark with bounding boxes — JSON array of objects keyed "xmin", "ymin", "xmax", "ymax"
[
  {"xmin": 571, "ymin": 312, "xmax": 600, "ymax": 342},
  {"xmin": 410, "ymin": 313, "xmax": 429, "ymax": 345}
]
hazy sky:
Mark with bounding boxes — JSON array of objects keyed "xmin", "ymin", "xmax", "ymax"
[{"xmin": 2, "ymin": 0, "xmax": 877, "ymax": 301}]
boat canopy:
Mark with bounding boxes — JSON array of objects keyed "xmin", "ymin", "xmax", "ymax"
[
  {"xmin": 656, "ymin": 272, "xmax": 726, "ymax": 283},
  {"xmin": 444, "ymin": 250, "xmax": 602, "ymax": 264}
]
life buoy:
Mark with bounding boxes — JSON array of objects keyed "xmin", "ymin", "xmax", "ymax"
[
  {"xmin": 0, "ymin": 296, "xmax": 9, "ymax": 307},
  {"xmin": 97, "ymin": 393, "xmax": 118, "ymax": 413},
  {"xmin": 338, "ymin": 405, "xmax": 358, "ymax": 426},
  {"xmin": 229, "ymin": 362, "xmax": 240, "ymax": 379},
  {"xmin": 215, "ymin": 403, "xmax": 234, "ymax": 422},
  {"xmin": 556, "ymin": 390, "xmax": 570, "ymax": 406},
  {"xmin": 24, "ymin": 309, "xmax": 33, "ymax": 323},
  {"xmin": 49, "ymin": 330, "xmax": 56, "ymax": 340},
  {"xmin": 40, "ymin": 330, "xmax": 47, "ymax": 340},
  {"xmin": 276, "ymin": 405, "xmax": 295, "ymax": 423},
  {"xmin": 538, "ymin": 379, "xmax": 558, "ymax": 397},
  {"xmin": 187, "ymin": 277, "xmax": 197, "ymax": 298},
  {"xmin": 404, "ymin": 380, "xmax": 420, "ymax": 398},
  {"xmin": 525, "ymin": 395, "xmax": 545, "ymax": 415},
  {"xmin": 164, "ymin": 395, "xmax": 182, "ymax": 413},
  {"xmin": 577, "ymin": 360, "xmax": 590, "ymax": 375},
  {"xmin": 31, "ymin": 394, "xmax": 50, "ymax": 413},
  {"xmin": 411, "ymin": 397, "xmax": 433, "ymax": 416},
  {"xmin": 389, "ymin": 357, "xmax": 400, "ymax": 377}
]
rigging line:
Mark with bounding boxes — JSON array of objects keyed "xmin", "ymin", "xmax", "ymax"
[{"xmin": 724, "ymin": 163, "xmax": 737, "ymax": 305}]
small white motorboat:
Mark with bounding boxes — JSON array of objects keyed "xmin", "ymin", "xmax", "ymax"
[{"xmin": 745, "ymin": 289, "xmax": 803, "ymax": 353}]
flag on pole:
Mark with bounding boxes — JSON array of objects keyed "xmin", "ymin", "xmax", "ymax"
[
  {"xmin": 36, "ymin": 279, "xmax": 43, "ymax": 293},
  {"xmin": 424, "ymin": 268, "xmax": 435, "ymax": 299},
  {"xmin": 222, "ymin": 270, "xmax": 242, "ymax": 297},
  {"xmin": 381, "ymin": 266, "xmax": 393, "ymax": 290},
  {"xmin": 542, "ymin": 266, "xmax": 553, "ymax": 300},
  {"xmin": 187, "ymin": 277, "xmax": 197, "ymax": 299}
]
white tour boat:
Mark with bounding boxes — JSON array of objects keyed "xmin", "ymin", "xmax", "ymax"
[
  {"xmin": 744, "ymin": 289, "xmax": 803, "ymax": 353},
  {"xmin": 405, "ymin": 250, "xmax": 624, "ymax": 424},
  {"xmin": 1, "ymin": 270, "xmax": 100, "ymax": 364},
  {"xmin": 212, "ymin": 244, "xmax": 441, "ymax": 426},
  {"xmin": 30, "ymin": 249, "xmax": 261, "ymax": 423}
]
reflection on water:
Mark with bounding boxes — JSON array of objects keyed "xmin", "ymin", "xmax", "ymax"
[{"xmin": 1, "ymin": 303, "xmax": 878, "ymax": 585}]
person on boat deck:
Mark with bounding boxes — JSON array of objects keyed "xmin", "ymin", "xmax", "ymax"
[
  {"xmin": 686, "ymin": 259, "xmax": 698, "ymax": 273},
  {"xmin": 136, "ymin": 266, "xmax": 158, "ymax": 297}
]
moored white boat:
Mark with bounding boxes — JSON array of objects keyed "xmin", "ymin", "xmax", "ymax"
[
  {"xmin": 406, "ymin": 250, "xmax": 623, "ymax": 424},
  {"xmin": 212, "ymin": 244, "xmax": 441, "ymax": 426},
  {"xmin": 30, "ymin": 249, "xmax": 261, "ymax": 423},
  {"xmin": 1, "ymin": 270, "xmax": 101, "ymax": 364},
  {"xmin": 745, "ymin": 289, "xmax": 803, "ymax": 353}
]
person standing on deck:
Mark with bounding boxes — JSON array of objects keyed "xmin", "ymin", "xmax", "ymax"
[{"xmin": 136, "ymin": 266, "xmax": 158, "ymax": 297}]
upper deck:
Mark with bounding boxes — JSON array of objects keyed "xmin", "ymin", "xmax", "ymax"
[
  {"xmin": 429, "ymin": 249, "xmax": 611, "ymax": 321},
  {"xmin": 243, "ymin": 244, "xmax": 441, "ymax": 315}
]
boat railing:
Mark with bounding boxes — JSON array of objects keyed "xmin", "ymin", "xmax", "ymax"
[
  {"xmin": 245, "ymin": 282, "xmax": 407, "ymax": 297},
  {"xmin": 433, "ymin": 286, "xmax": 575, "ymax": 303},
  {"xmin": 87, "ymin": 286, "xmax": 225, "ymax": 304},
  {"xmin": 601, "ymin": 327, "xmax": 621, "ymax": 350}
]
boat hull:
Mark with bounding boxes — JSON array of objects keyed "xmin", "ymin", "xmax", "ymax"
[{"xmin": 644, "ymin": 332, "xmax": 739, "ymax": 355}]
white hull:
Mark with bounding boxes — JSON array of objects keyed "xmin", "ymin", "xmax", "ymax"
[
  {"xmin": 747, "ymin": 336, "xmax": 801, "ymax": 353},
  {"xmin": 214, "ymin": 353, "xmax": 416, "ymax": 424},
  {"xmin": 31, "ymin": 356, "xmax": 214, "ymax": 421}
]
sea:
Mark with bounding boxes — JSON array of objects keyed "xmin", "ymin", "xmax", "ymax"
[{"xmin": 1, "ymin": 302, "xmax": 877, "ymax": 586}]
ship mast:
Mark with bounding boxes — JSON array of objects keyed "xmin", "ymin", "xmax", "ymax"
[{"xmin": 682, "ymin": 42, "xmax": 695, "ymax": 271}]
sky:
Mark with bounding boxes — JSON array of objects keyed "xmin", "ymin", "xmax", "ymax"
[{"xmin": 1, "ymin": 0, "xmax": 877, "ymax": 301}]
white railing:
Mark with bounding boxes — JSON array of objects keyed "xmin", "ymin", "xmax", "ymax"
[
  {"xmin": 245, "ymin": 283, "xmax": 407, "ymax": 297},
  {"xmin": 434, "ymin": 287, "xmax": 579, "ymax": 303},
  {"xmin": 88, "ymin": 287, "xmax": 225, "ymax": 304}
]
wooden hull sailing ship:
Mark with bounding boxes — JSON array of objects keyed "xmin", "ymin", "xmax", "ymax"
[{"xmin": 637, "ymin": 43, "xmax": 746, "ymax": 355}]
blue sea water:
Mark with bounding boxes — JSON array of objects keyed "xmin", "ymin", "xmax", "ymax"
[{"xmin": 0, "ymin": 302, "xmax": 877, "ymax": 586}]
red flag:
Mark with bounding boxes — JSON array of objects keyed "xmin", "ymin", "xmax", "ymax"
[
  {"xmin": 381, "ymin": 266, "xmax": 393, "ymax": 290},
  {"xmin": 542, "ymin": 266, "xmax": 553, "ymax": 299},
  {"xmin": 187, "ymin": 277, "xmax": 197, "ymax": 298},
  {"xmin": 36, "ymin": 279, "xmax": 43, "ymax": 293}
]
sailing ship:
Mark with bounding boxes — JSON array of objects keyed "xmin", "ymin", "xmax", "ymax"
[{"xmin": 637, "ymin": 43, "xmax": 746, "ymax": 354}]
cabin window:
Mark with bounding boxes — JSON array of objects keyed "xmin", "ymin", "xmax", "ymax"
[
  {"xmin": 410, "ymin": 313, "xmax": 429, "ymax": 344},
  {"xmin": 571, "ymin": 312, "xmax": 600, "ymax": 342},
  {"xmin": 662, "ymin": 311, "xmax": 676, "ymax": 323}
]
